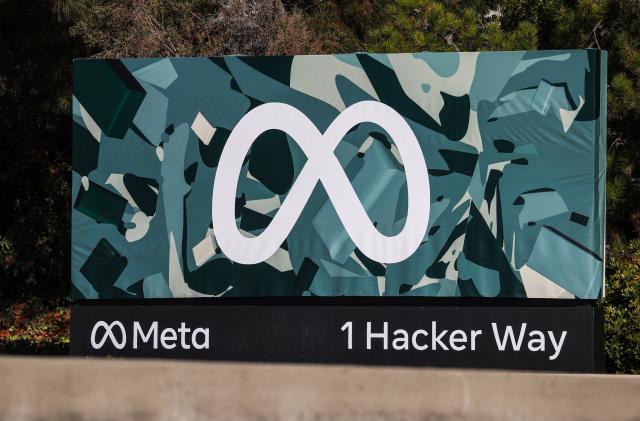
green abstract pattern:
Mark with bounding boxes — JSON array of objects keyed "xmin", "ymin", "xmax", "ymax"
[{"xmin": 72, "ymin": 50, "xmax": 606, "ymax": 299}]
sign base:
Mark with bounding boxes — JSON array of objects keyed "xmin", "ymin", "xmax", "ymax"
[{"xmin": 71, "ymin": 298, "xmax": 602, "ymax": 372}]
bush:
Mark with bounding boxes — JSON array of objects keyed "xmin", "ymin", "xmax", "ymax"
[
  {"xmin": 0, "ymin": 298, "xmax": 70, "ymax": 355},
  {"xmin": 70, "ymin": 0, "xmax": 330, "ymax": 57},
  {"xmin": 604, "ymin": 240, "xmax": 640, "ymax": 373}
]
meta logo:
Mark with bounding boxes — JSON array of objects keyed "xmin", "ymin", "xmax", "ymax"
[
  {"xmin": 212, "ymin": 101, "xmax": 431, "ymax": 265},
  {"xmin": 90, "ymin": 321, "xmax": 210, "ymax": 351}
]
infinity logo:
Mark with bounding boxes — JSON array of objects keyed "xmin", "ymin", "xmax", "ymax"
[
  {"xmin": 91, "ymin": 320, "xmax": 126, "ymax": 350},
  {"xmin": 212, "ymin": 101, "xmax": 430, "ymax": 264}
]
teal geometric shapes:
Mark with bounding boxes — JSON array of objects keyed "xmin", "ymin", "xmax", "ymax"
[
  {"xmin": 489, "ymin": 80, "xmax": 574, "ymax": 125},
  {"xmin": 489, "ymin": 88, "xmax": 537, "ymax": 120},
  {"xmin": 72, "ymin": 121, "xmax": 99, "ymax": 176},
  {"xmin": 231, "ymin": 263, "xmax": 300, "ymax": 297},
  {"xmin": 402, "ymin": 281, "xmax": 441, "ymax": 296},
  {"xmin": 80, "ymin": 239, "xmax": 127, "ymax": 298},
  {"xmin": 531, "ymin": 80, "xmax": 557, "ymax": 114},
  {"xmin": 437, "ymin": 279, "xmax": 459, "ymax": 297},
  {"xmin": 199, "ymin": 127, "xmax": 230, "ymax": 168},
  {"xmin": 493, "ymin": 139, "xmax": 515, "ymax": 153},
  {"xmin": 469, "ymin": 51, "xmax": 524, "ymax": 108},
  {"xmin": 514, "ymin": 190, "xmax": 569, "ymax": 228},
  {"xmin": 247, "ymin": 130, "xmax": 294, "ymax": 195},
  {"xmin": 463, "ymin": 203, "xmax": 526, "ymax": 297},
  {"xmin": 70, "ymin": 51, "xmax": 607, "ymax": 299},
  {"xmin": 74, "ymin": 181, "xmax": 127, "ymax": 228},
  {"xmin": 414, "ymin": 52, "xmax": 460, "ymax": 77},
  {"xmin": 511, "ymin": 52, "xmax": 571, "ymax": 76},
  {"xmin": 73, "ymin": 59, "xmax": 146, "ymax": 138},
  {"xmin": 527, "ymin": 226, "xmax": 603, "ymax": 298},
  {"xmin": 238, "ymin": 56, "xmax": 293, "ymax": 86},
  {"xmin": 438, "ymin": 93, "xmax": 471, "ymax": 141},
  {"xmin": 309, "ymin": 258, "xmax": 378, "ymax": 296},
  {"xmin": 295, "ymin": 258, "xmax": 319, "ymax": 293},
  {"xmin": 143, "ymin": 273, "xmax": 172, "ymax": 298},
  {"xmin": 132, "ymin": 83, "xmax": 168, "ymax": 146},
  {"xmin": 122, "ymin": 174, "xmax": 158, "ymax": 216},
  {"xmin": 439, "ymin": 149, "xmax": 478, "ymax": 176},
  {"xmin": 187, "ymin": 259, "xmax": 236, "ymax": 296},
  {"xmin": 531, "ymin": 80, "xmax": 571, "ymax": 116},
  {"xmin": 132, "ymin": 58, "xmax": 178, "ymax": 89},
  {"xmin": 514, "ymin": 143, "xmax": 538, "ymax": 155},
  {"xmin": 457, "ymin": 252, "xmax": 501, "ymax": 297}
]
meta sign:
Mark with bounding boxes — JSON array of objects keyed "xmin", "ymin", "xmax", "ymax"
[{"xmin": 71, "ymin": 50, "xmax": 607, "ymax": 371}]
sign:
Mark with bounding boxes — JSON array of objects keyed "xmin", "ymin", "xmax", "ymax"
[
  {"xmin": 71, "ymin": 50, "xmax": 607, "ymax": 370},
  {"xmin": 72, "ymin": 50, "xmax": 606, "ymax": 300},
  {"xmin": 70, "ymin": 299, "xmax": 601, "ymax": 372}
]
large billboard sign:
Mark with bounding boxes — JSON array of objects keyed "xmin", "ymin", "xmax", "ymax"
[
  {"xmin": 71, "ymin": 51, "xmax": 606, "ymax": 370},
  {"xmin": 72, "ymin": 50, "xmax": 606, "ymax": 300}
]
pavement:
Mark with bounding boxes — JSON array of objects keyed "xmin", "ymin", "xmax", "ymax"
[{"xmin": 0, "ymin": 356, "xmax": 639, "ymax": 420}]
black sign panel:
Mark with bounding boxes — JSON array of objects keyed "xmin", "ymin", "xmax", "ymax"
[{"xmin": 71, "ymin": 298, "xmax": 601, "ymax": 372}]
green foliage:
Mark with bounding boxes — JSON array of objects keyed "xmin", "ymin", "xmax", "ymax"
[
  {"xmin": 611, "ymin": 73, "xmax": 640, "ymax": 118},
  {"xmin": 365, "ymin": 0, "xmax": 537, "ymax": 52},
  {"xmin": 0, "ymin": 298, "xmax": 70, "ymax": 355},
  {"xmin": 302, "ymin": 0, "xmax": 362, "ymax": 52},
  {"xmin": 604, "ymin": 240, "xmax": 640, "ymax": 373}
]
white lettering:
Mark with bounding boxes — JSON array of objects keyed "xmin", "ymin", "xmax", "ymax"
[
  {"xmin": 341, "ymin": 321, "xmax": 353, "ymax": 350},
  {"xmin": 492, "ymin": 323, "xmax": 526, "ymax": 351},
  {"xmin": 449, "ymin": 330, "xmax": 467, "ymax": 351},
  {"xmin": 178, "ymin": 322, "xmax": 191, "ymax": 349},
  {"xmin": 133, "ymin": 321, "xmax": 158, "ymax": 349},
  {"xmin": 192, "ymin": 327, "xmax": 210, "ymax": 350},
  {"xmin": 470, "ymin": 330, "xmax": 482, "ymax": 351},
  {"xmin": 431, "ymin": 321, "xmax": 449, "ymax": 351},
  {"xmin": 393, "ymin": 329, "xmax": 409, "ymax": 350},
  {"xmin": 411, "ymin": 329, "xmax": 428, "ymax": 351},
  {"xmin": 548, "ymin": 331, "xmax": 567, "ymax": 361},
  {"xmin": 160, "ymin": 328, "xmax": 177, "ymax": 349},
  {"xmin": 367, "ymin": 322, "xmax": 388, "ymax": 350},
  {"xmin": 527, "ymin": 330, "xmax": 545, "ymax": 352}
]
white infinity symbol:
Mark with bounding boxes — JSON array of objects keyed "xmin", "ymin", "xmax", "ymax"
[
  {"xmin": 212, "ymin": 101, "xmax": 430, "ymax": 264},
  {"xmin": 90, "ymin": 320, "xmax": 127, "ymax": 349}
]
